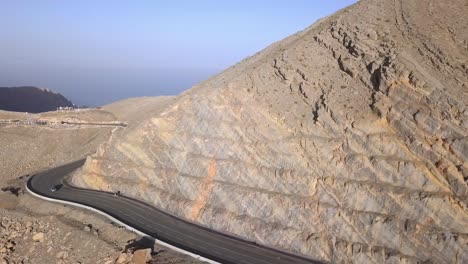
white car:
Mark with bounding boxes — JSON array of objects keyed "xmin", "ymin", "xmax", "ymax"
[{"xmin": 50, "ymin": 184, "xmax": 62, "ymax": 192}]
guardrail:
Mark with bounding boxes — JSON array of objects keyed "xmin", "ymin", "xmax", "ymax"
[
  {"xmin": 25, "ymin": 177, "xmax": 219, "ymax": 264},
  {"xmin": 25, "ymin": 160, "xmax": 322, "ymax": 264},
  {"xmin": 0, "ymin": 119, "xmax": 127, "ymax": 128}
]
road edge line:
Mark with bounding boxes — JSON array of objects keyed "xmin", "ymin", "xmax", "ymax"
[{"xmin": 25, "ymin": 183, "xmax": 220, "ymax": 264}]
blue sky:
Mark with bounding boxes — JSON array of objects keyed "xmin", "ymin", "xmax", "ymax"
[{"xmin": 0, "ymin": 0, "xmax": 357, "ymax": 106}]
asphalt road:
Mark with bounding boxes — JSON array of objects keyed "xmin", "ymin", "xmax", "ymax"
[{"xmin": 27, "ymin": 159, "xmax": 323, "ymax": 264}]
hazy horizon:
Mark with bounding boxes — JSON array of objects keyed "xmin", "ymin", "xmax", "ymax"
[{"xmin": 1, "ymin": 0, "xmax": 357, "ymax": 106}]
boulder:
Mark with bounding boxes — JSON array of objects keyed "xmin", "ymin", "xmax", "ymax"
[
  {"xmin": 115, "ymin": 252, "xmax": 129, "ymax": 264},
  {"xmin": 32, "ymin": 233, "xmax": 45, "ymax": 243},
  {"xmin": 131, "ymin": 248, "xmax": 151, "ymax": 264}
]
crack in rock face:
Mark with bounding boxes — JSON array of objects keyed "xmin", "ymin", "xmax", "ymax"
[{"xmin": 72, "ymin": 0, "xmax": 468, "ymax": 263}]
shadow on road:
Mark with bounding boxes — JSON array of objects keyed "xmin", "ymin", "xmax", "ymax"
[{"xmin": 125, "ymin": 236, "xmax": 155, "ymax": 253}]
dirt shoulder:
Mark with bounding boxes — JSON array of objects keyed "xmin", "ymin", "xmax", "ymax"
[{"xmin": 0, "ymin": 99, "xmax": 203, "ymax": 264}]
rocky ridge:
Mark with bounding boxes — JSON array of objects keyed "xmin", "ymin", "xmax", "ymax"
[
  {"xmin": 73, "ymin": 0, "xmax": 468, "ymax": 263},
  {"xmin": 0, "ymin": 86, "xmax": 73, "ymax": 113}
]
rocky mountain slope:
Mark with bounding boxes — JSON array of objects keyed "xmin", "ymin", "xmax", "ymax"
[
  {"xmin": 72, "ymin": 0, "xmax": 468, "ymax": 263},
  {"xmin": 0, "ymin": 86, "xmax": 73, "ymax": 113}
]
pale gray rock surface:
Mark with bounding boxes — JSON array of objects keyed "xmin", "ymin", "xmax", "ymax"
[{"xmin": 73, "ymin": 0, "xmax": 468, "ymax": 263}]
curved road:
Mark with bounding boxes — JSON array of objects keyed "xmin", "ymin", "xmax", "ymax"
[{"xmin": 27, "ymin": 159, "xmax": 322, "ymax": 264}]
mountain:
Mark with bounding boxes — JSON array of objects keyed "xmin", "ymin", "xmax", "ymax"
[
  {"xmin": 0, "ymin": 86, "xmax": 73, "ymax": 113},
  {"xmin": 72, "ymin": 0, "xmax": 468, "ymax": 263}
]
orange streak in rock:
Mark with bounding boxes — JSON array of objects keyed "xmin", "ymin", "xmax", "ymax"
[{"xmin": 190, "ymin": 159, "xmax": 217, "ymax": 220}]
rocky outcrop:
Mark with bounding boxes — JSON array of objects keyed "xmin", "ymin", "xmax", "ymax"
[
  {"xmin": 73, "ymin": 0, "xmax": 468, "ymax": 263},
  {"xmin": 1, "ymin": 217, "xmax": 50, "ymax": 263},
  {"xmin": 0, "ymin": 86, "xmax": 73, "ymax": 113}
]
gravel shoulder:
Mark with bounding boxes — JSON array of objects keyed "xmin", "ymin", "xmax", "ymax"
[{"xmin": 1, "ymin": 100, "xmax": 203, "ymax": 264}]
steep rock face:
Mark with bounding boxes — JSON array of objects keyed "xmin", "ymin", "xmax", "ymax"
[
  {"xmin": 0, "ymin": 86, "xmax": 73, "ymax": 113},
  {"xmin": 73, "ymin": 0, "xmax": 468, "ymax": 263}
]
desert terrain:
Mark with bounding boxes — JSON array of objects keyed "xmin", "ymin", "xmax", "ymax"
[{"xmin": 0, "ymin": 99, "xmax": 203, "ymax": 264}]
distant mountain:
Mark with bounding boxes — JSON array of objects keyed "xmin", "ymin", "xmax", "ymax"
[{"xmin": 0, "ymin": 86, "xmax": 73, "ymax": 113}]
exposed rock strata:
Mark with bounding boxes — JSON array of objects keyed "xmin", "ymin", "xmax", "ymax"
[{"xmin": 73, "ymin": 0, "xmax": 468, "ymax": 263}]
